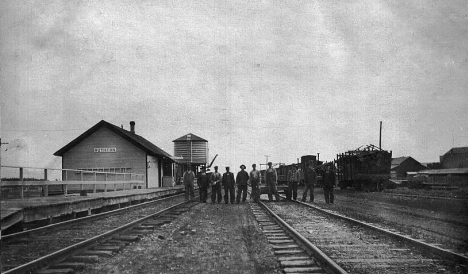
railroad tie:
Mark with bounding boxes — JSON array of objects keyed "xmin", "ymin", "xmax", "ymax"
[
  {"xmin": 271, "ymin": 244, "xmax": 301, "ymax": 250},
  {"xmin": 282, "ymin": 266, "xmax": 327, "ymax": 273},
  {"xmin": 92, "ymin": 245, "xmax": 123, "ymax": 253},
  {"xmin": 49, "ymin": 262, "xmax": 87, "ymax": 271},
  {"xmin": 113, "ymin": 235, "xmax": 141, "ymax": 242},
  {"xmin": 274, "ymin": 249, "xmax": 304, "ymax": 255},
  {"xmin": 81, "ymin": 250, "xmax": 114, "ymax": 258},
  {"xmin": 35, "ymin": 268, "xmax": 75, "ymax": 274},
  {"xmin": 263, "ymin": 229, "xmax": 284, "ymax": 233},
  {"xmin": 277, "ymin": 256, "xmax": 311, "ymax": 261},
  {"xmin": 66, "ymin": 255, "xmax": 100, "ymax": 263},
  {"xmin": 269, "ymin": 239, "xmax": 295, "ymax": 244}
]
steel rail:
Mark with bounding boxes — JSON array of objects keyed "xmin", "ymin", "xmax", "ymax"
[
  {"xmin": 2, "ymin": 188, "xmax": 184, "ymax": 242},
  {"xmin": 292, "ymin": 199, "xmax": 468, "ymax": 266},
  {"xmin": 257, "ymin": 200, "xmax": 348, "ymax": 274},
  {"xmin": 380, "ymin": 192, "xmax": 468, "ymax": 201},
  {"xmin": 3, "ymin": 199, "xmax": 196, "ymax": 274}
]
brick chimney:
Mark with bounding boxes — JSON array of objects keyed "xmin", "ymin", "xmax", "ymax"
[{"xmin": 130, "ymin": 121, "xmax": 135, "ymax": 134}]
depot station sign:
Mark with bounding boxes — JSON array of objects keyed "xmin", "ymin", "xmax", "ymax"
[{"xmin": 94, "ymin": 147, "xmax": 117, "ymax": 153}]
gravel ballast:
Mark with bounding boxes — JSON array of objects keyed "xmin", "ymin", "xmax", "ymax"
[{"xmin": 78, "ymin": 201, "xmax": 282, "ymax": 274}]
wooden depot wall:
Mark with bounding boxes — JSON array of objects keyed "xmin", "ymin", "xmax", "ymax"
[{"xmin": 62, "ymin": 126, "xmax": 147, "ymax": 183}]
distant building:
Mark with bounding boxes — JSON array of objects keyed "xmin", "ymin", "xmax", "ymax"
[
  {"xmin": 390, "ymin": 156, "xmax": 427, "ymax": 179},
  {"xmin": 440, "ymin": 147, "xmax": 468, "ymax": 169},
  {"xmin": 422, "ymin": 162, "xmax": 442, "ymax": 169},
  {"xmin": 54, "ymin": 120, "xmax": 175, "ymax": 188},
  {"xmin": 417, "ymin": 168, "xmax": 468, "ymax": 188}
]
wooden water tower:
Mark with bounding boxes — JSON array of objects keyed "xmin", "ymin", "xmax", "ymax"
[{"xmin": 173, "ymin": 133, "xmax": 208, "ymax": 183}]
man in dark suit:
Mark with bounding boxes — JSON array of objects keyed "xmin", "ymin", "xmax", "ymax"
[
  {"xmin": 197, "ymin": 166, "xmax": 209, "ymax": 203},
  {"xmin": 222, "ymin": 167, "xmax": 235, "ymax": 204},
  {"xmin": 236, "ymin": 164, "xmax": 249, "ymax": 203}
]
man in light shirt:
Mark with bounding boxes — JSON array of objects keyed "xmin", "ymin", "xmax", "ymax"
[
  {"xmin": 265, "ymin": 162, "xmax": 280, "ymax": 201},
  {"xmin": 183, "ymin": 163, "xmax": 195, "ymax": 201},
  {"xmin": 249, "ymin": 164, "xmax": 261, "ymax": 202},
  {"xmin": 210, "ymin": 166, "xmax": 222, "ymax": 204}
]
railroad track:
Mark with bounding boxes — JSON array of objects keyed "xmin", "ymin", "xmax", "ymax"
[
  {"xmin": 2, "ymin": 193, "xmax": 198, "ymax": 274},
  {"xmin": 258, "ymin": 197, "xmax": 468, "ymax": 274},
  {"xmin": 251, "ymin": 201, "xmax": 346, "ymax": 274},
  {"xmin": 381, "ymin": 192, "xmax": 468, "ymax": 202}
]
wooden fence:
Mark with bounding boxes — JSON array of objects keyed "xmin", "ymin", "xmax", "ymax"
[{"xmin": 1, "ymin": 166, "xmax": 145, "ymax": 199}]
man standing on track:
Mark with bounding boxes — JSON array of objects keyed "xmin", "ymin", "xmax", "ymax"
[
  {"xmin": 302, "ymin": 160, "xmax": 316, "ymax": 202},
  {"xmin": 210, "ymin": 166, "xmax": 222, "ymax": 204},
  {"xmin": 197, "ymin": 166, "xmax": 209, "ymax": 203},
  {"xmin": 222, "ymin": 166, "xmax": 236, "ymax": 204},
  {"xmin": 236, "ymin": 164, "xmax": 249, "ymax": 203},
  {"xmin": 287, "ymin": 165, "xmax": 300, "ymax": 201},
  {"xmin": 323, "ymin": 165, "xmax": 336, "ymax": 204},
  {"xmin": 265, "ymin": 162, "xmax": 280, "ymax": 202},
  {"xmin": 249, "ymin": 164, "xmax": 261, "ymax": 202},
  {"xmin": 183, "ymin": 163, "xmax": 195, "ymax": 201}
]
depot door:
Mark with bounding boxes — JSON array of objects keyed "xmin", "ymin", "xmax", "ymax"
[{"xmin": 147, "ymin": 155, "xmax": 160, "ymax": 188}]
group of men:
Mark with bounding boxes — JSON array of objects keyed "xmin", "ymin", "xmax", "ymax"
[
  {"xmin": 289, "ymin": 160, "xmax": 336, "ymax": 204},
  {"xmin": 182, "ymin": 160, "xmax": 336, "ymax": 205},
  {"xmin": 182, "ymin": 163, "xmax": 262, "ymax": 204}
]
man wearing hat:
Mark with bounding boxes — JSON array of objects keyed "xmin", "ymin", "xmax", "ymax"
[
  {"xmin": 210, "ymin": 166, "xmax": 222, "ymax": 204},
  {"xmin": 322, "ymin": 165, "xmax": 336, "ymax": 204},
  {"xmin": 302, "ymin": 160, "xmax": 317, "ymax": 202},
  {"xmin": 222, "ymin": 167, "xmax": 235, "ymax": 204},
  {"xmin": 265, "ymin": 162, "xmax": 280, "ymax": 201},
  {"xmin": 197, "ymin": 166, "xmax": 209, "ymax": 203},
  {"xmin": 236, "ymin": 164, "xmax": 250, "ymax": 203},
  {"xmin": 287, "ymin": 165, "xmax": 300, "ymax": 201},
  {"xmin": 183, "ymin": 163, "xmax": 195, "ymax": 201},
  {"xmin": 249, "ymin": 164, "xmax": 261, "ymax": 202}
]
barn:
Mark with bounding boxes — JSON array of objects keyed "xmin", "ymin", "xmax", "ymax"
[
  {"xmin": 390, "ymin": 156, "xmax": 427, "ymax": 179},
  {"xmin": 54, "ymin": 120, "xmax": 175, "ymax": 188}
]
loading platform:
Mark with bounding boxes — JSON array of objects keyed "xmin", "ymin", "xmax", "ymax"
[{"xmin": 1, "ymin": 186, "xmax": 184, "ymax": 233}]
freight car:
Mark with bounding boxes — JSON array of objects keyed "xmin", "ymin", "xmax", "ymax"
[{"xmin": 335, "ymin": 144, "xmax": 392, "ymax": 191}]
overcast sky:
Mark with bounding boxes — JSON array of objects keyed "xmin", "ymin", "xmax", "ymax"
[{"xmin": 1, "ymin": 0, "xmax": 468, "ymax": 175}]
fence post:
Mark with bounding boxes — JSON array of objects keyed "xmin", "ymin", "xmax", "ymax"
[
  {"xmin": 20, "ymin": 167, "xmax": 24, "ymax": 199},
  {"xmin": 64, "ymin": 184, "xmax": 68, "ymax": 195},
  {"xmin": 44, "ymin": 184, "xmax": 49, "ymax": 197},
  {"xmin": 44, "ymin": 169, "xmax": 48, "ymax": 181},
  {"xmin": 104, "ymin": 173, "xmax": 108, "ymax": 192},
  {"xmin": 80, "ymin": 170, "xmax": 83, "ymax": 181},
  {"xmin": 93, "ymin": 171, "xmax": 97, "ymax": 193}
]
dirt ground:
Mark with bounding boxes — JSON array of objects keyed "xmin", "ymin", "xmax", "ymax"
[{"xmin": 79, "ymin": 201, "xmax": 282, "ymax": 274}]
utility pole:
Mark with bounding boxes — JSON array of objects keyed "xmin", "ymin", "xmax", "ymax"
[
  {"xmin": 0, "ymin": 137, "xmax": 9, "ymax": 240},
  {"xmin": 379, "ymin": 121, "xmax": 382, "ymax": 149}
]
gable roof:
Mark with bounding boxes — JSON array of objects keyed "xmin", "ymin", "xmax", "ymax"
[
  {"xmin": 391, "ymin": 156, "xmax": 425, "ymax": 170},
  {"xmin": 173, "ymin": 133, "xmax": 207, "ymax": 142},
  {"xmin": 443, "ymin": 147, "xmax": 468, "ymax": 156},
  {"xmin": 54, "ymin": 120, "xmax": 173, "ymax": 160},
  {"xmin": 391, "ymin": 157, "xmax": 409, "ymax": 167}
]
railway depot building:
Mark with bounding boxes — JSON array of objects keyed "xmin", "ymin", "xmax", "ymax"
[{"xmin": 54, "ymin": 120, "xmax": 175, "ymax": 188}]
